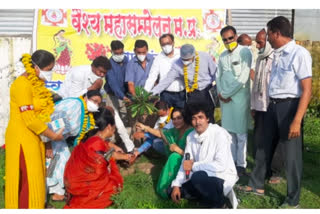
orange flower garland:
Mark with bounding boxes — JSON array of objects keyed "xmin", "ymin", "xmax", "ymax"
[
  {"xmin": 21, "ymin": 53, "xmax": 54, "ymax": 122},
  {"xmin": 183, "ymin": 52, "xmax": 200, "ymax": 93}
]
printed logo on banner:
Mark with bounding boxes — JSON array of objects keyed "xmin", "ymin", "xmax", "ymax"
[
  {"xmin": 41, "ymin": 9, "xmax": 68, "ymax": 27},
  {"xmin": 203, "ymin": 10, "xmax": 223, "ymax": 32}
]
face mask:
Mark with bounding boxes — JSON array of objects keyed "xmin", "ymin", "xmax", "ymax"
[
  {"xmin": 88, "ymin": 71, "xmax": 101, "ymax": 84},
  {"xmin": 39, "ymin": 70, "xmax": 53, "ymax": 81},
  {"xmin": 162, "ymin": 45, "xmax": 173, "ymax": 55},
  {"xmin": 112, "ymin": 54, "xmax": 125, "ymax": 63},
  {"xmin": 182, "ymin": 60, "xmax": 192, "ymax": 66},
  {"xmin": 224, "ymin": 41, "xmax": 238, "ymax": 52},
  {"xmin": 87, "ymin": 100, "xmax": 99, "ymax": 112},
  {"xmin": 137, "ymin": 54, "xmax": 146, "ymax": 62}
]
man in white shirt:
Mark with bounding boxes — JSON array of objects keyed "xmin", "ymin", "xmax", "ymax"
[
  {"xmin": 170, "ymin": 104, "xmax": 237, "ymax": 208},
  {"xmin": 58, "ymin": 56, "xmax": 135, "ymax": 153},
  {"xmin": 58, "ymin": 56, "xmax": 110, "ymax": 98},
  {"xmin": 144, "ymin": 34, "xmax": 185, "ymax": 108}
]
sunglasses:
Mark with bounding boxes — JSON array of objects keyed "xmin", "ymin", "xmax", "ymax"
[{"xmin": 222, "ymin": 36, "xmax": 235, "ymax": 42}]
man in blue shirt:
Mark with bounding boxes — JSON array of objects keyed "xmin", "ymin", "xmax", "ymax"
[
  {"xmin": 104, "ymin": 40, "xmax": 130, "ymax": 111},
  {"xmin": 125, "ymin": 40, "xmax": 154, "ymax": 96},
  {"xmin": 242, "ymin": 16, "xmax": 312, "ymax": 209},
  {"xmin": 103, "ymin": 40, "xmax": 135, "ymax": 153}
]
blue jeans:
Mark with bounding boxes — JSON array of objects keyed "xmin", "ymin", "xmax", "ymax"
[{"xmin": 137, "ymin": 132, "xmax": 165, "ymax": 154}]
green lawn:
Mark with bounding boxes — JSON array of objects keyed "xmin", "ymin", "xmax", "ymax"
[{"xmin": 1, "ymin": 115, "xmax": 320, "ymax": 209}]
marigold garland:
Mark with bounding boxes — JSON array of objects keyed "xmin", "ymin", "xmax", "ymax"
[
  {"xmin": 74, "ymin": 95, "xmax": 96, "ymax": 145},
  {"xmin": 21, "ymin": 53, "xmax": 54, "ymax": 122},
  {"xmin": 183, "ymin": 52, "xmax": 200, "ymax": 93},
  {"xmin": 159, "ymin": 107, "xmax": 174, "ymax": 129}
]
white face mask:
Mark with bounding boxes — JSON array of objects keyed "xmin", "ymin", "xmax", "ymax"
[
  {"xmin": 137, "ymin": 54, "xmax": 146, "ymax": 62},
  {"xmin": 162, "ymin": 45, "xmax": 173, "ymax": 55},
  {"xmin": 88, "ymin": 71, "xmax": 101, "ymax": 84},
  {"xmin": 87, "ymin": 100, "xmax": 99, "ymax": 112},
  {"xmin": 112, "ymin": 54, "xmax": 125, "ymax": 63},
  {"xmin": 39, "ymin": 70, "xmax": 53, "ymax": 81},
  {"xmin": 182, "ymin": 59, "xmax": 192, "ymax": 66}
]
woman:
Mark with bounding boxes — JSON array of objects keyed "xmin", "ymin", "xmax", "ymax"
[
  {"xmin": 53, "ymin": 29, "xmax": 72, "ymax": 75},
  {"xmin": 64, "ymin": 108, "xmax": 130, "ymax": 208},
  {"xmin": 155, "ymin": 108, "xmax": 193, "ymax": 199},
  {"xmin": 46, "ymin": 90, "xmax": 105, "ymax": 201},
  {"xmin": 5, "ymin": 50, "xmax": 64, "ymax": 208}
]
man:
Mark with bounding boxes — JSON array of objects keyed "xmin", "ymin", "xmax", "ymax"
[
  {"xmin": 243, "ymin": 16, "xmax": 312, "ymax": 208},
  {"xmin": 238, "ymin": 34, "xmax": 257, "ymax": 82},
  {"xmin": 251, "ymin": 28, "xmax": 284, "ymax": 184},
  {"xmin": 216, "ymin": 25, "xmax": 252, "ymax": 176},
  {"xmin": 125, "ymin": 39, "xmax": 154, "ymax": 96},
  {"xmin": 58, "ymin": 56, "xmax": 110, "ymax": 98},
  {"xmin": 151, "ymin": 44, "xmax": 217, "ymax": 123},
  {"xmin": 169, "ymin": 104, "xmax": 237, "ymax": 208},
  {"xmin": 144, "ymin": 34, "xmax": 185, "ymax": 108},
  {"xmin": 134, "ymin": 101, "xmax": 174, "ymax": 155},
  {"xmin": 58, "ymin": 56, "xmax": 135, "ymax": 153},
  {"xmin": 104, "ymin": 40, "xmax": 130, "ymax": 124},
  {"xmin": 237, "ymin": 34, "xmax": 252, "ymax": 46}
]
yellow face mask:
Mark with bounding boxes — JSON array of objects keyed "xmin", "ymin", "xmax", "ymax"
[{"xmin": 224, "ymin": 41, "xmax": 238, "ymax": 52}]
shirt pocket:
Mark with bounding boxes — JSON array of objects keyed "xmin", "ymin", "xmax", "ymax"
[
  {"xmin": 232, "ymin": 61, "xmax": 241, "ymax": 77},
  {"xmin": 275, "ymin": 62, "xmax": 295, "ymax": 89}
]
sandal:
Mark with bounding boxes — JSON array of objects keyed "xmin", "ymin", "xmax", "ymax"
[
  {"xmin": 268, "ymin": 176, "xmax": 282, "ymax": 184},
  {"xmin": 237, "ymin": 185, "xmax": 265, "ymax": 196}
]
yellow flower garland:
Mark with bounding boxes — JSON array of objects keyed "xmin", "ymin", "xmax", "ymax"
[
  {"xmin": 159, "ymin": 107, "xmax": 174, "ymax": 129},
  {"xmin": 21, "ymin": 54, "xmax": 54, "ymax": 122},
  {"xmin": 75, "ymin": 95, "xmax": 96, "ymax": 145},
  {"xmin": 183, "ymin": 52, "xmax": 200, "ymax": 93}
]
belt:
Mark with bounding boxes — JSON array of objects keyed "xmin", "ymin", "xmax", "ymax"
[
  {"xmin": 269, "ymin": 97, "xmax": 299, "ymax": 104},
  {"xmin": 163, "ymin": 90, "xmax": 185, "ymax": 94}
]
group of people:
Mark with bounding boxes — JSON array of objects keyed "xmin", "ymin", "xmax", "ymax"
[{"xmin": 4, "ymin": 15, "xmax": 312, "ymax": 209}]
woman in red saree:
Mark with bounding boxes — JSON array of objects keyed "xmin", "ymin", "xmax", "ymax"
[{"xmin": 64, "ymin": 107, "xmax": 133, "ymax": 208}]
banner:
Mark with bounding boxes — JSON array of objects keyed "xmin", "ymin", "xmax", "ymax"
[{"xmin": 35, "ymin": 9, "xmax": 226, "ymax": 91}]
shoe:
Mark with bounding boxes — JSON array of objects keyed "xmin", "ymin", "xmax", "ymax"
[
  {"xmin": 236, "ymin": 166, "xmax": 248, "ymax": 177},
  {"xmin": 268, "ymin": 176, "xmax": 282, "ymax": 184},
  {"xmin": 237, "ymin": 185, "xmax": 265, "ymax": 196},
  {"xmin": 279, "ymin": 202, "xmax": 300, "ymax": 209}
]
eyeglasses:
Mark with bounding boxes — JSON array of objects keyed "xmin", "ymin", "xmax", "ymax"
[{"xmin": 222, "ymin": 36, "xmax": 235, "ymax": 42}]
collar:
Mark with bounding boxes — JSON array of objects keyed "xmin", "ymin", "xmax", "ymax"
[
  {"xmin": 275, "ymin": 40, "xmax": 294, "ymax": 55},
  {"xmin": 193, "ymin": 124, "xmax": 210, "ymax": 144}
]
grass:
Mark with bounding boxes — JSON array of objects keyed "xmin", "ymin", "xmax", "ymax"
[{"xmin": 1, "ymin": 115, "xmax": 320, "ymax": 209}]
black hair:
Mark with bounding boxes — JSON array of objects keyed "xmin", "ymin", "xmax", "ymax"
[
  {"xmin": 110, "ymin": 40, "xmax": 124, "ymax": 51},
  {"xmin": 81, "ymin": 107, "xmax": 115, "ymax": 143},
  {"xmin": 184, "ymin": 103, "xmax": 211, "ymax": 125},
  {"xmin": 134, "ymin": 39, "xmax": 148, "ymax": 50},
  {"xmin": 155, "ymin": 100, "xmax": 169, "ymax": 111},
  {"xmin": 91, "ymin": 56, "xmax": 112, "ymax": 71},
  {"xmin": 83, "ymin": 89, "xmax": 102, "ymax": 100},
  {"xmin": 220, "ymin": 25, "xmax": 237, "ymax": 36},
  {"xmin": 159, "ymin": 33, "xmax": 174, "ymax": 43},
  {"xmin": 30, "ymin": 49, "xmax": 55, "ymax": 69},
  {"xmin": 267, "ymin": 16, "xmax": 292, "ymax": 38},
  {"xmin": 171, "ymin": 108, "xmax": 190, "ymax": 126}
]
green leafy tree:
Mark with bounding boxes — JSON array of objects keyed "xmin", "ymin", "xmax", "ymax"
[{"xmin": 127, "ymin": 86, "xmax": 159, "ymax": 119}]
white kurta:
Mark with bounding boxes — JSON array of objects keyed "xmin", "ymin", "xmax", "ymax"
[
  {"xmin": 171, "ymin": 124, "xmax": 238, "ymax": 195},
  {"xmin": 217, "ymin": 45, "xmax": 252, "ymax": 134}
]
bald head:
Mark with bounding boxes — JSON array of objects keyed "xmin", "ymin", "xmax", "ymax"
[
  {"xmin": 237, "ymin": 34, "xmax": 252, "ymax": 46},
  {"xmin": 255, "ymin": 29, "xmax": 267, "ymax": 50}
]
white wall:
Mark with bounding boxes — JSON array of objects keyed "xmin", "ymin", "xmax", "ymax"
[{"xmin": 0, "ymin": 37, "xmax": 32, "ymax": 146}]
